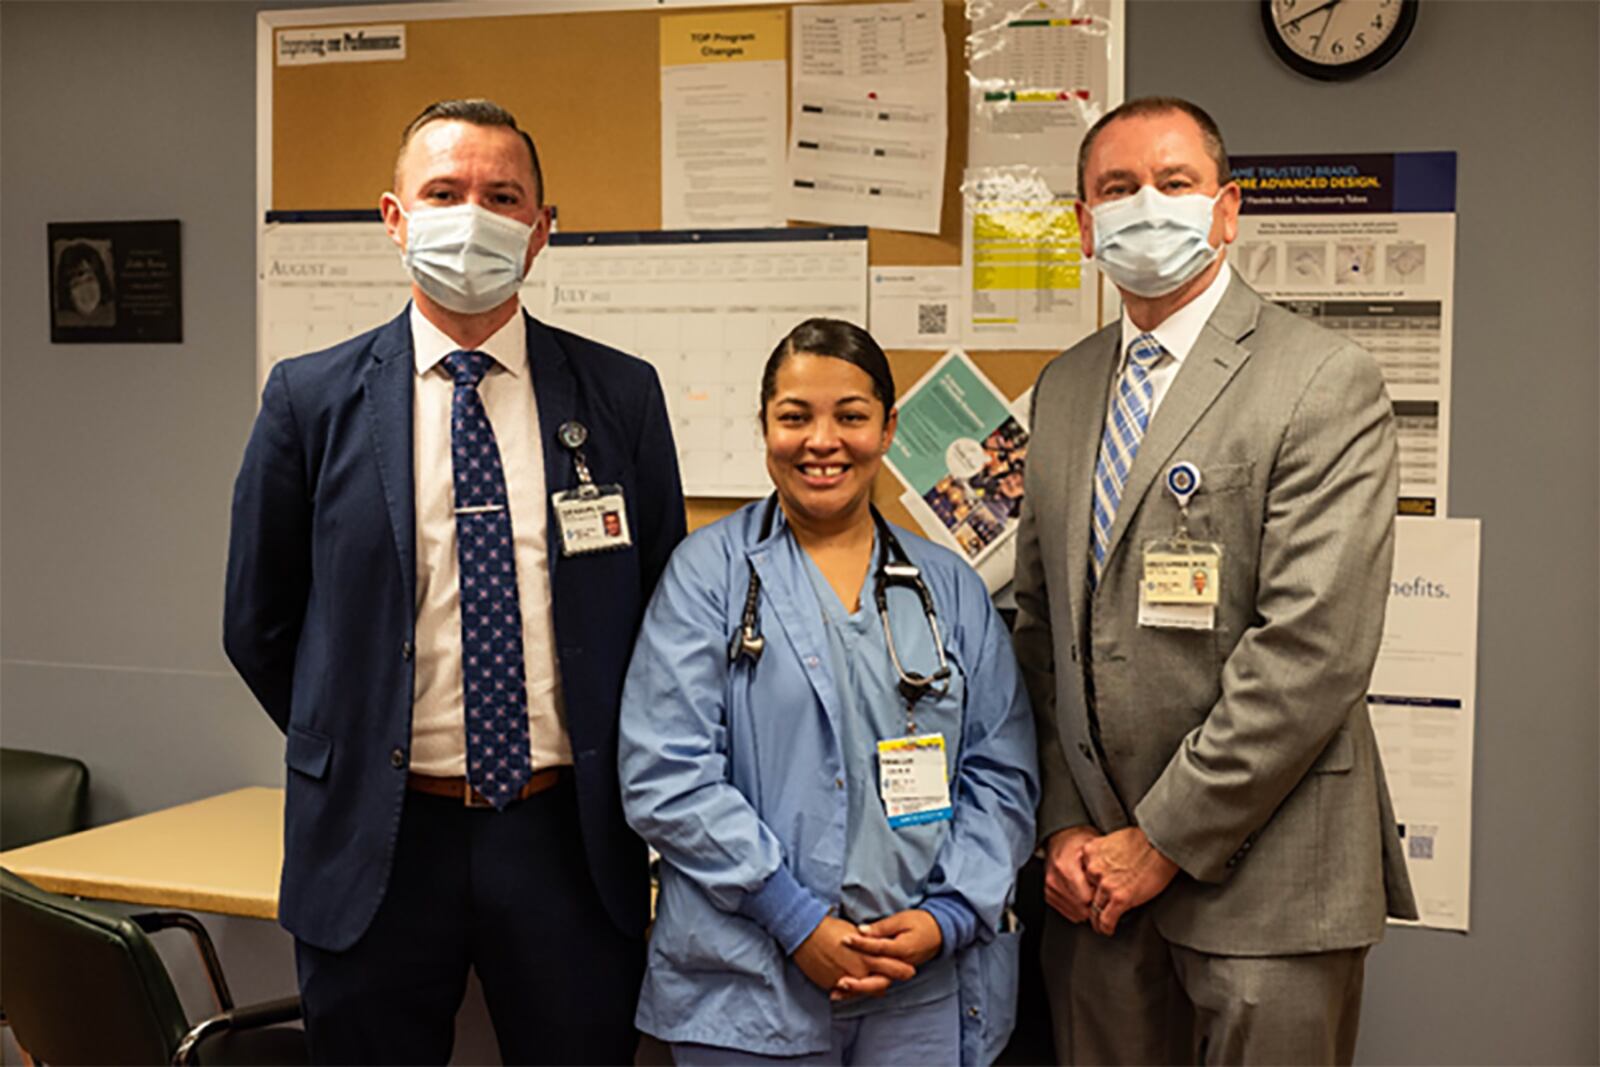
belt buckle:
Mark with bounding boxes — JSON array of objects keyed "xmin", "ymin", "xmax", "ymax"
[{"xmin": 463, "ymin": 780, "xmax": 492, "ymax": 809}]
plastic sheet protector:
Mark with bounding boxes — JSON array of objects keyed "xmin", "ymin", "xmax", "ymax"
[
  {"xmin": 966, "ymin": 0, "xmax": 1122, "ymax": 175},
  {"xmin": 961, "ymin": 165, "xmax": 1100, "ymax": 350}
]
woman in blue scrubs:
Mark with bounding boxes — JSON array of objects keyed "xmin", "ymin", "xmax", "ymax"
[{"xmin": 619, "ymin": 319, "xmax": 1039, "ymax": 1066}]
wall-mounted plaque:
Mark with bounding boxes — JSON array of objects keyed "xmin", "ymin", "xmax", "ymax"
[{"xmin": 49, "ymin": 219, "xmax": 182, "ymax": 343}]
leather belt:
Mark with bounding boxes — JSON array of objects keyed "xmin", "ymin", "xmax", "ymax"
[{"xmin": 406, "ymin": 767, "xmax": 565, "ymax": 808}]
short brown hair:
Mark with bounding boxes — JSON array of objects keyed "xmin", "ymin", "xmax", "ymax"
[
  {"xmin": 1076, "ymin": 96, "xmax": 1230, "ymax": 200},
  {"xmin": 395, "ymin": 98, "xmax": 544, "ymax": 205}
]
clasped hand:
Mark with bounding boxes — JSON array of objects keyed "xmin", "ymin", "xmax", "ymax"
[
  {"xmin": 1043, "ymin": 825, "xmax": 1179, "ymax": 936},
  {"xmin": 792, "ymin": 910, "xmax": 942, "ymax": 1001}
]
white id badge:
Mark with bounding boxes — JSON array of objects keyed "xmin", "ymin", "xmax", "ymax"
[
  {"xmin": 552, "ymin": 485, "xmax": 632, "ymax": 556},
  {"xmin": 1138, "ymin": 537, "xmax": 1221, "ymax": 630},
  {"xmin": 877, "ymin": 733, "xmax": 953, "ymax": 829}
]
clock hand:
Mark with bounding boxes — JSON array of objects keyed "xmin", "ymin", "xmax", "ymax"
[
  {"xmin": 1309, "ymin": 4, "xmax": 1340, "ymax": 53},
  {"xmin": 1281, "ymin": 0, "xmax": 1342, "ymax": 29}
]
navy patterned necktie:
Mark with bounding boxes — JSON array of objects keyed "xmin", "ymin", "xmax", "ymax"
[{"xmin": 446, "ymin": 350, "xmax": 533, "ymax": 810}]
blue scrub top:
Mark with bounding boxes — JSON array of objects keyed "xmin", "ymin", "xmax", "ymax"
[
  {"xmin": 802, "ymin": 539, "xmax": 958, "ymax": 1017},
  {"xmin": 619, "ymin": 501, "xmax": 1039, "ymax": 1058}
]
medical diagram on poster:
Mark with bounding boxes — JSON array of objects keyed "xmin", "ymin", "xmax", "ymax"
[{"xmin": 1232, "ymin": 152, "xmax": 1457, "ymax": 516}]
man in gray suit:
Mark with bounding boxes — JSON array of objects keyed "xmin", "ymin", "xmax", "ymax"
[{"xmin": 1014, "ymin": 96, "xmax": 1418, "ymax": 1064}]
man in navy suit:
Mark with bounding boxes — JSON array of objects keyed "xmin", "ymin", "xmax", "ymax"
[{"xmin": 225, "ymin": 99, "xmax": 685, "ymax": 1064}]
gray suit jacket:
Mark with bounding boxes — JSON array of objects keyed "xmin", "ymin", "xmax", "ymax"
[{"xmin": 1014, "ymin": 272, "xmax": 1419, "ymax": 956}]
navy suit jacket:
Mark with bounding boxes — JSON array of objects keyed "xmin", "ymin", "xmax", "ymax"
[{"xmin": 225, "ymin": 309, "xmax": 686, "ymax": 952}]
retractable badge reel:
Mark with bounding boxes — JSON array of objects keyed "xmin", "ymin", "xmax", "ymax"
[
  {"xmin": 550, "ymin": 420, "xmax": 633, "ymax": 556},
  {"xmin": 1138, "ymin": 461, "xmax": 1223, "ymax": 630}
]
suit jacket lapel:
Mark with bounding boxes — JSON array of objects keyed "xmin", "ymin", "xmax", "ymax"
[
  {"xmin": 1102, "ymin": 276, "xmax": 1260, "ymax": 570},
  {"xmin": 524, "ymin": 312, "xmax": 575, "ymax": 580},
  {"xmin": 1061, "ymin": 327, "xmax": 1122, "ymax": 646},
  {"xmin": 363, "ymin": 312, "xmax": 417, "ymax": 611}
]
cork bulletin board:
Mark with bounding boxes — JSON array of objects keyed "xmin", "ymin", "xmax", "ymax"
[{"xmin": 263, "ymin": 0, "xmax": 1080, "ymax": 532}]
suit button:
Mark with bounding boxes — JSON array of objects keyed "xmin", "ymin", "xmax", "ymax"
[
  {"xmin": 401, "ymin": 641, "xmax": 414, "ymax": 661},
  {"xmin": 390, "ymin": 747, "xmax": 407, "ymax": 769},
  {"xmin": 1077, "ymin": 742, "xmax": 1095, "ymax": 763}
]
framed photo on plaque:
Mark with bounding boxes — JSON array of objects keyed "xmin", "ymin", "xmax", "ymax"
[{"xmin": 49, "ymin": 219, "xmax": 182, "ymax": 343}]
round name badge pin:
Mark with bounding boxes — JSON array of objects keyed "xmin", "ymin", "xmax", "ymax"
[
  {"xmin": 557, "ymin": 420, "xmax": 589, "ymax": 450},
  {"xmin": 1165, "ymin": 462, "xmax": 1201, "ymax": 509}
]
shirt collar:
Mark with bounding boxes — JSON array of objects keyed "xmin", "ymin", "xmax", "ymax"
[
  {"xmin": 1119, "ymin": 260, "xmax": 1233, "ymax": 364},
  {"xmin": 409, "ymin": 300, "xmax": 528, "ymax": 379}
]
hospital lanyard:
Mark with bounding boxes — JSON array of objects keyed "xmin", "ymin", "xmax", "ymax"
[{"xmin": 728, "ymin": 496, "xmax": 952, "ymax": 727}]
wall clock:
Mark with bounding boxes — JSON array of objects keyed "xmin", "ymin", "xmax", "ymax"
[{"xmin": 1263, "ymin": 0, "xmax": 1418, "ymax": 81}]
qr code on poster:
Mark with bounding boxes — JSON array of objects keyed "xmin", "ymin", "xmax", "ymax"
[
  {"xmin": 917, "ymin": 302, "xmax": 949, "ymax": 336},
  {"xmin": 1407, "ymin": 824, "xmax": 1437, "ymax": 860}
]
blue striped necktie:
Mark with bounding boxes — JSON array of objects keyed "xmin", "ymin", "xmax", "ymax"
[
  {"xmin": 446, "ymin": 350, "xmax": 533, "ymax": 810},
  {"xmin": 1089, "ymin": 333, "xmax": 1167, "ymax": 589}
]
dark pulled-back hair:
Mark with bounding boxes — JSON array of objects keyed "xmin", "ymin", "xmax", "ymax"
[
  {"xmin": 56, "ymin": 242, "xmax": 113, "ymax": 311},
  {"xmin": 760, "ymin": 318, "xmax": 896, "ymax": 419},
  {"xmin": 1076, "ymin": 96, "xmax": 1230, "ymax": 200},
  {"xmin": 396, "ymin": 98, "xmax": 545, "ymax": 205}
]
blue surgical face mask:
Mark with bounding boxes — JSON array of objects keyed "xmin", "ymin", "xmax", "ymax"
[
  {"xmin": 398, "ymin": 202, "xmax": 534, "ymax": 314},
  {"xmin": 1089, "ymin": 186, "xmax": 1223, "ymax": 298}
]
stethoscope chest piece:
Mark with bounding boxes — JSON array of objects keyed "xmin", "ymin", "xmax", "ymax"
[{"xmin": 730, "ymin": 497, "xmax": 951, "ymax": 718}]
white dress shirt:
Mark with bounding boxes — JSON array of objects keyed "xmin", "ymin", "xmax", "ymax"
[
  {"xmin": 408, "ymin": 302, "xmax": 571, "ymax": 776},
  {"xmin": 1116, "ymin": 260, "xmax": 1234, "ymax": 420}
]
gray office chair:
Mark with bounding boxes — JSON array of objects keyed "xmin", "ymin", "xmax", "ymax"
[{"xmin": 0, "ymin": 868, "xmax": 306, "ymax": 1065}]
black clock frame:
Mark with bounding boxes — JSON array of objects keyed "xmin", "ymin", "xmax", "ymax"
[{"xmin": 1261, "ymin": 0, "xmax": 1419, "ymax": 82}]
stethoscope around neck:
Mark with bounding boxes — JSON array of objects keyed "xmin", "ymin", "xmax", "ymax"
[{"xmin": 729, "ymin": 495, "xmax": 952, "ymax": 714}]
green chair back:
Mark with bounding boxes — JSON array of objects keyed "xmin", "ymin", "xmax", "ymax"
[
  {"xmin": 1, "ymin": 747, "xmax": 90, "ymax": 850},
  {"xmin": 0, "ymin": 867, "xmax": 190, "ymax": 1064}
]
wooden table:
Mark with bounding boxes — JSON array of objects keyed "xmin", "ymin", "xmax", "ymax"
[{"xmin": 0, "ymin": 786, "xmax": 282, "ymax": 919}]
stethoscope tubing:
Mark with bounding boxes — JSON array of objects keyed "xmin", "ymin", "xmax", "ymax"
[{"xmin": 728, "ymin": 495, "xmax": 951, "ymax": 709}]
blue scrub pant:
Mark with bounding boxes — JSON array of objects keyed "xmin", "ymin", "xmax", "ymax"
[
  {"xmin": 293, "ymin": 779, "xmax": 644, "ymax": 1065},
  {"xmin": 671, "ymin": 992, "xmax": 960, "ymax": 1066}
]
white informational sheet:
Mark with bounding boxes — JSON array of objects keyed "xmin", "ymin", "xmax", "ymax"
[
  {"xmin": 885, "ymin": 350, "xmax": 1028, "ymax": 590},
  {"xmin": 788, "ymin": 2, "xmax": 948, "ymax": 235},
  {"xmin": 540, "ymin": 228, "xmax": 868, "ymax": 498},
  {"xmin": 660, "ymin": 9, "xmax": 788, "ymax": 230},
  {"xmin": 1369, "ymin": 517, "xmax": 1480, "ymax": 932},
  {"xmin": 1232, "ymin": 152, "xmax": 1457, "ymax": 516},
  {"xmin": 869, "ymin": 266, "xmax": 964, "ymax": 349},
  {"xmin": 961, "ymin": 165, "xmax": 1099, "ymax": 350},
  {"xmin": 966, "ymin": 0, "xmax": 1123, "ymax": 174}
]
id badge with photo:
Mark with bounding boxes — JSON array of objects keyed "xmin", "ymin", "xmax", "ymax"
[
  {"xmin": 1138, "ymin": 537, "xmax": 1221, "ymax": 630},
  {"xmin": 877, "ymin": 733, "xmax": 953, "ymax": 829},
  {"xmin": 552, "ymin": 485, "xmax": 632, "ymax": 556}
]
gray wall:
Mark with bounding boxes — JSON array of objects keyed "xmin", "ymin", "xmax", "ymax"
[{"xmin": 1, "ymin": 2, "xmax": 1595, "ymax": 1064}]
